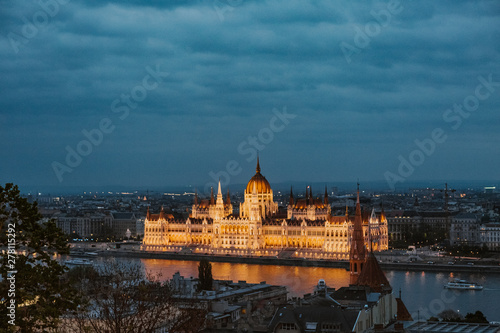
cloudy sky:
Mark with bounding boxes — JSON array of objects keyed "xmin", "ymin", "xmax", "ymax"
[{"xmin": 1, "ymin": 0, "xmax": 499, "ymax": 193}]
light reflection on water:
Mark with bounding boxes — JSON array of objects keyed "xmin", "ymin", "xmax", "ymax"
[
  {"xmin": 95, "ymin": 257, "xmax": 500, "ymax": 322},
  {"xmin": 138, "ymin": 258, "xmax": 350, "ymax": 297}
]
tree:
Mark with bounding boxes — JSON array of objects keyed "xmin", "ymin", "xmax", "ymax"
[
  {"xmin": 464, "ymin": 311, "xmax": 488, "ymax": 323},
  {"xmin": 197, "ymin": 259, "xmax": 213, "ymax": 292},
  {"xmin": 0, "ymin": 183, "xmax": 82, "ymax": 332},
  {"xmin": 69, "ymin": 262, "xmax": 206, "ymax": 333},
  {"xmin": 438, "ymin": 309, "xmax": 462, "ymax": 322}
]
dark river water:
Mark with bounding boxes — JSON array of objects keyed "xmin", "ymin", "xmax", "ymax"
[{"xmin": 88, "ymin": 257, "xmax": 500, "ymax": 322}]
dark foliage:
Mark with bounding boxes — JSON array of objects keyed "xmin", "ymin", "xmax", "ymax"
[
  {"xmin": 0, "ymin": 183, "xmax": 82, "ymax": 332},
  {"xmin": 197, "ymin": 259, "xmax": 213, "ymax": 291}
]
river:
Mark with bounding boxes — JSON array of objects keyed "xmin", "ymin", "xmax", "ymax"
[{"xmin": 88, "ymin": 257, "xmax": 500, "ymax": 322}]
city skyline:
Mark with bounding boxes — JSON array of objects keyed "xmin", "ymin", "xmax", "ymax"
[{"xmin": 1, "ymin": 1, "xmax": 499, "ymax": 192}]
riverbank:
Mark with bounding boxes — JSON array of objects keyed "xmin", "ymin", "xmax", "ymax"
[{"xmin": 92, "ymin": 248, "xmax": 500, "ymax": 273}]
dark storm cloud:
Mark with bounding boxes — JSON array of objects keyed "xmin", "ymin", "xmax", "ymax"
[{"xmin": 0, "ymin": 0, "xmax": 499, "ymax": 190}]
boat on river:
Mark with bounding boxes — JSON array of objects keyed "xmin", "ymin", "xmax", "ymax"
[{"xmin": 444, "ymin": 279, "xmax": 483, "ymax": 290}]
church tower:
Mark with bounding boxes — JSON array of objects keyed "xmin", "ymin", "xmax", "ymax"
[{"xmin": 350, "ymin": 183, "xmax": 366, "ymax": 285}]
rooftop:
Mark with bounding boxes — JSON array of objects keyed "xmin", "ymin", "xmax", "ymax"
[{"xmin": 407, "ymin": 322, "xmax": 500, "ymax": 333}]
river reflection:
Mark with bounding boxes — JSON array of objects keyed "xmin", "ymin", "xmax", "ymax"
[
  {"xmin": 140, "ymin": 258, "xmax": 351, "ymax": 297},
  {"xmin": 99, "ymin": 257, "xmax": 500, "ymax": 322}
]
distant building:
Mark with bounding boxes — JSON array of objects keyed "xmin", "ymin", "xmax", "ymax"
[
  {"xmin": 56, "ymin": 212, "xmax": 137, "ymax": 240},
  {"xmin": 143, "ymin": 159, "xmax": 388, "ymax": 258},
  {"xmin": 56, "ymin": 213, "xmax": 112, "ymax": 239},
  {"xmin": 484, "ymin": 186, "xmax": 496, "ymax": 194},
  {"xmin": 449, "ymin": 213, "xmax": 480, "ymax": 246},
  {"xmin": 136, "ymin": 216, "xmax": 146, "ymax": 238},
  {"xmin": 111, "ymin": 212, "xmax": 137, "ymax": 239},
  {"xmin": 386, "ymin": 210, "xmax": 458, "ymax": 242},
  {"xmin": 480, "ymin": 223, "xmax": 500, "ymax": 251}
]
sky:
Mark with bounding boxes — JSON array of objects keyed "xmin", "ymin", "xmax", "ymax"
[{"xmin": 1, "ymin": 0, "xmax": 499, "ymax": 194}]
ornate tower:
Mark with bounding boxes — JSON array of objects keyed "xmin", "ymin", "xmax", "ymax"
[
  {"xmin": 215, "ymin": 180, "xmax": 225, "ymax": 219},
  {"xmin": 350, "ymin": 183, "xmax": 366, "ymax": 285},
  {"xmin": 239, "ymin": 157, "xmax": 278, "ymax": 220}
]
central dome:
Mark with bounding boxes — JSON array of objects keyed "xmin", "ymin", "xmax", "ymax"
[{"xmin": 245, "ymin": 158, "xmax": 272, "ymax": 194}]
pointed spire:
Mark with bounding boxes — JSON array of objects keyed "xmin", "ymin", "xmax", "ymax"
[
  {"xmin": 380, "ymin": 202, "xmax": 386, "ymax": 223},
  {"xmin": 356, "ymin": 181, "xmax": 360, "ymax": 204},
  {"xmin": 194, "ymin": 190, "xmax": 199, "ymax": 205},
  {"xmin": 216, "ymin": 179, "xmax": 224, "ymax": 206},
  {"xmin": 306, "ymin": 186, "xmax": 310, "ymax": 205},
  {"xmin": 356, "ymin": 182, "xmax": 361, "ymax": 217},
  {"xmin": 345, "ymin": 202, "xmax": 349, "ymax": 219},
  {"xmin": 160, "ymin": 205, "xmax": 165, "ymax": 219},
  {"xmin": 324, "ymin": 185, "xmax": 328, "ymax": 205},
  {"xmin": 309, "ymin": 185, "xmax": 313, "ymax": 201},
  {"xmin": 289, "ymin": 186, "xmax": 294, "ymax": 206},
  {"xmin": 210, "ymin": 187, "xmax": 215, "ymax": 205},
  {"xmin": 226, "ymin": 189, "xmax": 231, "ymax": 205},
  {"xmin": 256, "ymin": 155, "xmax": 261, "ymax": 173},
  {"xmin": 147, "ymin": 206, "xmax": 150, "ymax": 219},
  {"xmin": 350, "ymin": 182, "xmax": 366, "ymax": 285}
]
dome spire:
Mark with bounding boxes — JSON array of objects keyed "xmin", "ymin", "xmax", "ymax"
[{"xmin": 245, "ymin": 154, "xmax": 271, "ymax": 194}]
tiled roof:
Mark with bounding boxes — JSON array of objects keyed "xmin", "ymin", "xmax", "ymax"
[
  {"xmin": 356, "ymin": 252, "xmax": 392, "ymax": 294},
  {"xmin": 395, "ymin": 297, "xmax": 413, "ymax": 321},
  {"xmin": 331, "ymin": 286, "xmax": 369, "ymax": 302},
  {"xmin": 268, "ymin": 305, "xmax": 359, "ymax": 333}
]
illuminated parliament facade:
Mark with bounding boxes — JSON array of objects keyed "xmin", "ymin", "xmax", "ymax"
[{"xmin": 142, "ymin": 159, "xmax": 388, "ymax": 258}]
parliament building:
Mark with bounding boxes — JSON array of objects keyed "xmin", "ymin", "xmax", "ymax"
[{"xmin": 142, "ymin": 159, "xmax": 388, "ymax": 259}]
